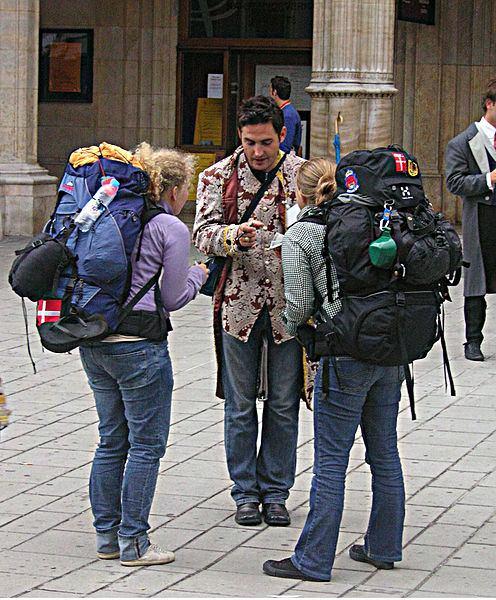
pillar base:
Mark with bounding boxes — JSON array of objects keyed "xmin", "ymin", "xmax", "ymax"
[
  {"xmin": 306, "ymin": 83, "xmax": 398, "ymax": 158},
  {"xmin": 0, "ymin": 163, "xmax": 57, "ymax": 238}
]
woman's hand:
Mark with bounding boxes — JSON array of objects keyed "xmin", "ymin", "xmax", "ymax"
[
  {"xmin": 236, "ymin": 220, "xmax": 264, "ymax": 249},
  {"xmin": 196, "ymin": 262, "xmax": 210, "ymax": 281}
]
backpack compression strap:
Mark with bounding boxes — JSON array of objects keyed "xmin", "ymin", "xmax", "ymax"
[
  {"xmin": 395, "ymin": 292, "xmax": 417, "ymax": 420},
  {"xmin": 438, "ymin": 310, "xmax": 456, "ymax": 397},
  {"xmin": 117, "ymin": 270, "xmax": 162, "ymax": 326}
]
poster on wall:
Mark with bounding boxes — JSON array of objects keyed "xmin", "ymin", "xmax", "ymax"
[
  {"xmin": 48, "ymin": 42, "xmax": 82, "ymax": 93},
  {"xmin": 397, "ymin": 0, "xmax": 435, "ymax": 25},
  {"xmin": 39, "ymin": 29, "xmax": 93, "ymax": 102}
]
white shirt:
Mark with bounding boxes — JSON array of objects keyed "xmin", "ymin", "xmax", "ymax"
[{"xmin": 478, "ymin": 117, "xmax": 496, "ymax": 190}]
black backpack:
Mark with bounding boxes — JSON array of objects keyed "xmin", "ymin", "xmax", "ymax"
[{"xmin": 298, "ymin": 146, "xmax": 462, "ymax": 418}]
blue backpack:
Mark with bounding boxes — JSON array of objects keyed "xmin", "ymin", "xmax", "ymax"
[
  {"xmin": 48, "ymin": 156, "xmax": 149, "ymax": 326},
  {"xmin": 10, "ymin": 146, "xmax": 169, "ymax": 356}
]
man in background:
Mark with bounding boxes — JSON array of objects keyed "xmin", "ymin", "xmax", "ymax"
[
  {"xmin": 269, "ymin": 76, "xmax": 302, "ymax": 155},
  {"xmin": 445, "ymin": 78, "xmax": 496, "ymax": 361}
]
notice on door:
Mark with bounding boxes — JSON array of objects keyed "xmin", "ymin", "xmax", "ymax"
[{"xmin": 207, "ymin": 74, "xmax": 224, "ymax": 99}]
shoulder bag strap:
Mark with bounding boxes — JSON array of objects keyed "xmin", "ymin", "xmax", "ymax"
[{"xmin": 238, "ymin": 153, "xmax": 287, "ymax": 225}]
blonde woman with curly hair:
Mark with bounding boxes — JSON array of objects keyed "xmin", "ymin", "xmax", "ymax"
[{"xmin": 79, "ymin": 142, "xmax": 208, "ymax": 568}]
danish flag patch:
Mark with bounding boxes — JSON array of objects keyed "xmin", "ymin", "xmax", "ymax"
[
  {"xmin": 36, "ymin": 299, "xmax": 62, "ymax": 326},
  {"xmin": 392, "ymin": 152, "xmax": 407, "ymax": 173},
  {"xmin": 61, "ymin": 179, "xmax": 75, "ymax": 193}
]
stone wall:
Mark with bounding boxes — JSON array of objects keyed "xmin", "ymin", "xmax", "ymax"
[
  {"xmin": 393, "ymin": 0, "xmax": 496, "ymax": 221},
  {"xmin": 38, "ymin": 0, "xmax": 178, "ymax": 180}
]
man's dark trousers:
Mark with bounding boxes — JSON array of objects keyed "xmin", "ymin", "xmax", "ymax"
[{"xmin": 464, "ymin": 295, "xmax": 487, "ymax": 344}]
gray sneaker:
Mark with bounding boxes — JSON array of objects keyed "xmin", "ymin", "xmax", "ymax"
[{"xmin": 120, "ymin": 542, "xmax": 175, "ymax": 567}]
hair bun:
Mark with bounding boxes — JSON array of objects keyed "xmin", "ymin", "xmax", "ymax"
[{"xmin": 316, "ymin": 174, "xmax": 336, "ymax": 202}]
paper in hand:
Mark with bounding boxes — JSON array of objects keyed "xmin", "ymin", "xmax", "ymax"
[{"xmin": 286, "ymin": 203, "xmax": 301, "ymax": 228}]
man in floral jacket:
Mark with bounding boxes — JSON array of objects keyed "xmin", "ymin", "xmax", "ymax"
[{"xmin": 193, "ymin": 96, "xmax": 305, "ymax": 527}]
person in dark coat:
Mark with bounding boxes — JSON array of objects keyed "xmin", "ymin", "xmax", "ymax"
[{"xmin": 445, "ymin": 78, "xmax": 496, "ymax": 361}]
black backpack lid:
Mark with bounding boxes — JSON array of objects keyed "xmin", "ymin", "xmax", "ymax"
[{"xmin": 335, "ymin": 146, "xmax": 423, "ymax": 208}]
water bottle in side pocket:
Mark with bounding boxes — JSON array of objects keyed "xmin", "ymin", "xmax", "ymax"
[{"xmin": 74, "ymin": 177, "xmax": 120, "ymax": 232}]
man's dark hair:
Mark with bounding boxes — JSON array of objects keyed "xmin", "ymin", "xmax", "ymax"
[
  {"xmin": 482, "ymin": 79, "xmax": 496, "ymax": 112},
  {"xmin": 270, "ymin": 76, "xmax": 291, "ymax": 101},
  {"xmin": 237, "ymin": 95, "xmax": 284, "ymax": 135}
]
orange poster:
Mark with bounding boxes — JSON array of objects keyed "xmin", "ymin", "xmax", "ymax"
[{"xmin": 49, "ymin": 42, "xmax": 82, "ymax": 93}]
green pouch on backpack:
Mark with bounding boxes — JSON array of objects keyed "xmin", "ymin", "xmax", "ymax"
[{"xmin": 369, "ymin": 227, "xmax": 397, "ymax": 269}]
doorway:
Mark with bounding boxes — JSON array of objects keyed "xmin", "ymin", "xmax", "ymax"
[
  {"xmin": 176, "ymin": 0, "xmax": 313, "ymax": 199},
  {"xmin": 176, "ymin": 48, "xmax": 312, "ymax": 156}
]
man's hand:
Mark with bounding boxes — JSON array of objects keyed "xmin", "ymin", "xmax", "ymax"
[
  {"xmin": 491, "ymin": 168, "xmax": 496, "ymax": 186},
  {"xmin": 236, "ymin": 220, "xmax": 263, "ymax": 249}
]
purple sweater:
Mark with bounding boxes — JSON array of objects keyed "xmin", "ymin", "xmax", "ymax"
[{"xmin": 126, "ymin": 202, "xmax": 205, "ymax": 315}]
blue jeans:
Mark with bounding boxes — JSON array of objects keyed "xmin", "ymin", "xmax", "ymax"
[
  {"xmin": 292, "ymin": 357, "xmax": 405, "ymax": 581},
  {"xmin": 79, "ymin": 339, "xmax": 173, "ymax": 561},
  {"xmin": 221, "ymin": 307, "xmax": 302, "ymax": 505}
]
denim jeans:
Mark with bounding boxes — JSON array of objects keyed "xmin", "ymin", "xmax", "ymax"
[
  {"xmin": 221, "ymin": 306, "xmax": 302, "ymax": 506},
  {"xmin": 292, "ymin": 357, "xmax": 405, "ymax": 581},
  {"xmin": 79, "ymin": 339, "xmax": 173, "ymax": 561}
]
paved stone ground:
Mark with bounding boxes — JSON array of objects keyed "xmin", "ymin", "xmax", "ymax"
[{"xmin": 0, "ymin": 235, "xmax": 495, "ymax": 598}]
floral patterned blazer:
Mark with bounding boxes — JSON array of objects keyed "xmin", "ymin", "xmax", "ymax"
[{"xmin": 193, "ymin": 147, "xmax": 305, "ymax": 344}]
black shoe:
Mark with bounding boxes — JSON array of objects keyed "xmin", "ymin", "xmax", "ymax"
[
  {"xmin": 235, "ymin": 502, "xmax": 262, "ymax": 526},
  {"xmin": 262, "ymin": 503, "xmax": 291, "ymax": 526},
  {"xmin": 263, "ymin": 557, "xmax": 327, "ymax": 581},
  {"xmin": 464, "ymin": 341, "xmax": 484, "ymax": 361},
  {"xmin": 349, "ymin": 545, "xmax": 394, "ymax": 570}
]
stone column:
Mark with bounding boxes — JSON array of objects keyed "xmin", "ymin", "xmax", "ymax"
[
  {"xmin": 0, "ymin": 0, "xmax": 57, "ymax": 238},
  {"xmin": 120, "ymin": 0, "xmax": 178, "ymax": 149},
  {"xmin": 307, "ymin": 0, "xmax": 397, "ymax": 159}
]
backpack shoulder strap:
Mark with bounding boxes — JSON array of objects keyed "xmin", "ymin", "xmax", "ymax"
[
  {"xmin": 221, "ymin": 150, "xmax": 287, "ymax": 226},
  {"xmin": 141, "ymin": 197, "xmax": 166, "ymax": 225},
  {"xmin": 299, "ymin": 215, "xmax": 325, "ymax": 225},
  {"xmin": 136, "ymin": 197, "xmax": 166, "ymax": 261}
]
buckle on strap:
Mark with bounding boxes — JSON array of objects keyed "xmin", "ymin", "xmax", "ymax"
[{"xmin": 396, "ymin": 292, "xmax": 406, "ymax": 307}]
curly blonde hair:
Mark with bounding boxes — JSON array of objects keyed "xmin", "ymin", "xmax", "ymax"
[
  {"xmin": 296, "ymin": 157, "xmax": 336, "ymax": 205},
  {"xmin": 133, "ymin": 142, "xmax": 197, "ymax": 203}
]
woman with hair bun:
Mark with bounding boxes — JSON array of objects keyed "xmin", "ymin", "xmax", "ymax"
[
  {"xmin": 263, "ymin": 156, "xmax": 406, "ymax": 582},
  {"xmin": 79, "ymin": 142, "xmax": 208, "ymax": 567}
]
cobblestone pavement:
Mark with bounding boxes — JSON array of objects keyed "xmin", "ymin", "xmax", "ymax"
[{"xmin": 1, "ymin": 235, "xmax": 495, "ymax": 598}]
